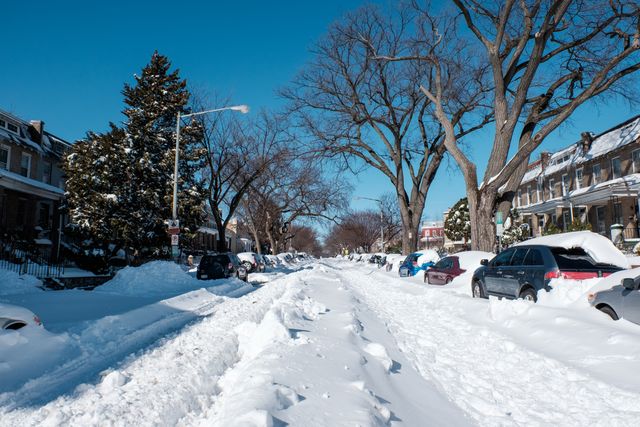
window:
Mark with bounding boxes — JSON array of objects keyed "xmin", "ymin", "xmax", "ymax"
[
  {"xmin": 562, "ymin": 211, "xmax": 571, "ymax": 231},
  {"xmin": 38, "ymin": 203, "xmax": 51, "ymax": 229},
  {"xmin": 492, "ymin": 249, "xmax": 515, "ymax": 267},
  {"xmin": 611, "ymin": 157, "xmax": 622, "ymax": 179},
  {"xmin": 42, "ymin": 161, "xmax": 52, "ymax": 184},
  {"xmin": 524, "ymin": 249, "xmax": 544, "ymax": 266},
  {"xmin": 537, "ymin": 179, "xmax": 543, "ymax": 202},
  {"xmin": 527, "ymin": 186, "xmax": 532, "ymax": 205},
  {"xmin": 593, "ymin": 163, "xmax": 601, "ymax": 184},
  {"xmin": 562, "ymin": 174, "xmax": 570, "ymax": 196},
  {"xmin": 633, "ymin": 150, "xmax": 640, "ymax": 173},
  {"xmin": 517, "ymin": 189, "xmax": 522, "ymax": 207},
  {"xmin": 549, "ymin": 178, "xmax": 556, "ymax": 198},
  {"xmin": 575, "ymin": 168, "xmax": 583, "ymax": 189},
  {"xmin": 0, "ymin": 144, "xmax": 9, "ymax": 170},
  {"xmin": 510, "ymin": 249, "xmax": 529, "ymax": 266},
  {"xmin": 20, "ymin": 153, "xmax": 31, "ymax": 177},
  {"xmin": 7, "ymin": 123, "xmax": 18, "ymax": 133}
]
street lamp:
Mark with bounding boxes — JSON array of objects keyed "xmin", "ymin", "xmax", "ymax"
[
  {"xmin": 171, "ymin": 105, "xmax": 249, "ymax": 255},
  {"xmin": 354, "ymin": 196, "xmax": 385, "ymax": 253}
]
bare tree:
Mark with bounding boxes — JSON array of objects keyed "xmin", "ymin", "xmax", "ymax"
[
  {"xmin": 324, "ymin": 210, "xmax": 384, "ymax": 254},
  {"xmin": 197, "ymin": 108, "xmax": 288, "ymax": 250},
  {"xmin": 412, "ymin": 0, "xmax": 640, "ymax": 251},
  {"xmin": 287, "ymin": 224, "xmax": 323, "ymax": 255},
  {"xmin": 283, "ymin": 5, "xmax": 489, "ymax": 254}
]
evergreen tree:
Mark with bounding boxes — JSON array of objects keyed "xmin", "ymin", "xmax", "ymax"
[
  {"xmin": 444, "ymin": 198, "xmax": 471, "ymax": 244},
  {"xmin": 64, "ymin": 52, "xmax": 205, "ymax": 255}
]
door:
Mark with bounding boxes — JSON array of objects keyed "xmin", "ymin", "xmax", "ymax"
[
  {"xmin": 484, "ymin": 249, "xmax": 515, "ymax": 295},
  {"xmin": 622, "ymin": 283, "xmax": 640, "ymax": 325},
  {"xmin": 506, "ymin": 248, "xmax": 529, "ymax": 297}
]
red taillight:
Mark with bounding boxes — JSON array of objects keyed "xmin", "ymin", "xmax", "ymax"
[
  {"xmin": 33, "ymin": 315, "xmax": 42, "ymax": 326},
  {"xmin": 228, "ymin": 263, "xmax": 234, "ymax": 270},
  {"xmin": 544, "ymin": 270, "xmax": 561, "ymax": 280}
]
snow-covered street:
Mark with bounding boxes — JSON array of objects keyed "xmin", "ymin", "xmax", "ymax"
[{"xmin": 2, "ymin": 259, "xmax": 640, "ymax": 426}]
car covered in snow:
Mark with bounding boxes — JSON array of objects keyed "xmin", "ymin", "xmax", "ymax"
[
  {"xmin": 0, "ymin": 303, "xmax": 43, "ymax": 331},
  {"xmin": 237, "ymin": 252, "xmax": 265, "ymax": 273},
  {"xmin": 398, "ymin": 250, "xmax": 439, "ymax": 277},
  {"xmin": 424, "ymin": 255, "xmax": 466, "ymax": 285},
  {"xmin": 589, "ymin": 275, "xmax": 640, "ymax": 324},
  {"xmin": 197, "ymin": 253, "xmax": 248, "ymax": 282},
  {"xmin": 472, "ymin": 245, "xmax": 623, "ymax": 302}
]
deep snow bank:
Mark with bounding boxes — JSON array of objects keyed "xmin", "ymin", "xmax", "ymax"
[{"xmin": 0, "ymin": 269, "xmax": 43, "ymax": 296}]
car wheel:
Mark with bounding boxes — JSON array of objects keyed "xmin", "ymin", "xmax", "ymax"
[
  {"xmin": 472, "ymin": 280, "xmax": 485, "ymax": 298},
  {"xmin": 424, "ymin": 273, "xmax": 429, "ymax": 284},
  {"xmin": 242, "ymin": 261, "xmax": 252, "ymax": 272},
  {"xmin": 445, "ymin": 277, "xmax": 452, "ymax": 285},
  {"xmin": 598, "ymin": 305, "xmax": 619, "ymax": 321},
  {"xmin": 519, "ymin": 288, "xmax": 537, "ymax": 302}
]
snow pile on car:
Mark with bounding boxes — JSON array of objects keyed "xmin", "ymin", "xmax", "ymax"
[
  {"xmin": 514, "ymin": 231, "xmax": 630, "ymax": 269},
  {"xmin": 0, "ymin": 268, "xmax": 43, "ymax": 296},
  {"xmin": 417, "ymin": 249, "xmax": 439, "ymax": 266}
]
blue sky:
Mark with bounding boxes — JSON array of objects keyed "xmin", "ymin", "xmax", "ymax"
[{"xmin": 1, "ymin": 1, "xmax": 636, "ymax": 222}]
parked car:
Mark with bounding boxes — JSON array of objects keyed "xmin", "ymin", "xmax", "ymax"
[
  {"xmin": 0, "ymin": 303, "xmax": 43, "ymax": 331},
  {"xmin": 197, "ymin": 253, "xmax": 248, "ymax": 281},
  {"xmin": 589, "ymin": 275, "xmax": 640, "ymax": 324},
  {"xmin": 237, "ymin": 252, "xmax": 265, "ymax": 273},
  {"xmin": 472, "ymin": 245, "xmax": 623, "ymax": 302},
  {"xmin": 425, "ymin": 256, "xmax": 466, "ymax": 285},
  {"xmin": 384, "ymin": 254, "xmax": 404, "ymax": 272},
  {"xmin": 399, "ymin": 251, "xmax": 438, "ymax": 277}
]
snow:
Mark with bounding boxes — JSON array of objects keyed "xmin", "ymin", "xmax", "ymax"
[
  {"xmin": 514, "ymin": 230, "xmax": 630, "ymax": 269},
  {"xmin": 0, "ymin": 167, "xmax": 65, "ymax": 196},
  {"xmin": 416, "ymin": 249, "xmax": 439, "ymax": 266},
  {"xmin": 0, "ymin": 270, "xmax": 43, "ymax": 295},
  {"xmin": 3, "ymin": 257, "xmax": 640, "ymax": 425}
]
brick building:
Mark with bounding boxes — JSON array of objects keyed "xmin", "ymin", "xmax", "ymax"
[
  {"xmin": 0, "ymin": 109, "xmax": 71, "ymax": 256},
  {"xmin": 514, "ymin": 115, "xmax": 640, "ymax": 241}
]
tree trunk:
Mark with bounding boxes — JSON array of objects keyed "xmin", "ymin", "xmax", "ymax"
[
  {"xmin": 398, "ymin": 198, "xmax": 422, "ymax": 255},
  {"xmin": 468, "ymin": 187, "xmax": 497, "ymax": 253}
]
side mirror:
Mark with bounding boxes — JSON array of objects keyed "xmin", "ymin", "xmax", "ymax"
[
  {"xmin": 480, "ymin": 259, "xmax": 489, "ymax": 266},
  {"xmin": 622, "ymin": 277, "xmax": 637, "ymax": 290}
]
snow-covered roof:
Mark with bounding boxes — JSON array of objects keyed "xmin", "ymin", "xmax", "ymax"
[
  {"xmin": 0, "ymin": 167, "xmax": 65, "ymax": 199},
  {"xmin": 0, "ymin": 109, "xmax": 71, "ymax": 158},
  {"xmin": 521, "ymin": 115, "xmax": 640, "ymax": 185}
]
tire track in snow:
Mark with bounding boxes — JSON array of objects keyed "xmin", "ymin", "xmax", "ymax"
[
  {"xmin": 0, "ymin": 273, "xmax": 306, "ymax": 426},
  {"xmin": 334, "ymin": 263, "xmax": 640, "ymax": 427}
]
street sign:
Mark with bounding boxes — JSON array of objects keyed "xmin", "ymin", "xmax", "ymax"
[
  {"xmin": 167, "ymin": 219, "xmax": 180, "ymax": 228},
  {"xmin": 171, "ymin": 234, "xmax": 179, "ymax": 246},
  {"xmin": 496, "ymin": 223, "xmax": 504, "ymax": 237},
  {"xmin": 168, "ymin": 227, "xmax": 180, "ymax": 235},
  {"xmin": 495, "ymin": 211, "xmax": 504, "ymax": 225}
]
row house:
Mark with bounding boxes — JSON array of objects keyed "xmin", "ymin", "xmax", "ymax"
[
  {"xmin": 0, "ymin": 109, "xmax": 71, "ymax": 256},
  {"xmin": 514, "ymin": 115, "xmax": 640, "ymax": 241}
]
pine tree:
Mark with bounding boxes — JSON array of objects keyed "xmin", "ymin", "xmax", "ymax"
[
  {"xmin": 444, "ymin": 198, "xmax": 471, "ymax": 243},
  {"xmin": 64, "ymin": 52, "xmax": 205, "ymax": 255}
]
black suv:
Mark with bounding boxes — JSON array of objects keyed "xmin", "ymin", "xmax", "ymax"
[
  {"xmin": 472, "ymin": 245, "xmax": 622, "ymax": 302},
  {"xmin": 197, "ymin": 252, "xmax": 248, "ymax": 282}
]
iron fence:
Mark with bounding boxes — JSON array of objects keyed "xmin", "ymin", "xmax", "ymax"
[{"xmin": 0, "ymin": 240, "xmax": 66, "ymax": 278}]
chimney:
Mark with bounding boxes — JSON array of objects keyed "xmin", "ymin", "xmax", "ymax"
[
  {"xmin": 579, "ymin": 131, "xmax": 594, "ymax": 152},
  {"xmin": 29, "ymin": 120, "xmax": 45, "ymax": 144},
  {"xmin": 540, "ymin": 151, "xmax": 551, "ymax": 170}
]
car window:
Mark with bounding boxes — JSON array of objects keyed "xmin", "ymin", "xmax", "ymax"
[
  {"xmin": 492, "ymin": 249, "xmax": 515, "ymax": 267},
  {"xmin": 199, "ymin": 256, "xmax": 215, "ymax": 267},
  {"xmin": 551, "ymin": 247, "xmax": 597, "ymax": 269},
  {"xmin": 444, "ymin": 258, "xmax": 454, "ymax": 269},
  {"xmin": 510, "ymin": 249, "xmax": 529, "ymax": 266},
  {"xmin": 435, "ymin": 258, "xmax": 448, "ymax": 269},
  {"xmin": 524, "ymin": 249, "xmax": 544, "ymax": 266}
]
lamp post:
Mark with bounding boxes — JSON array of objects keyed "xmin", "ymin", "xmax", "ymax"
[
  {"xmin": 354, "ymin": 196, "xmax": 385, "ymax": 253},
  {"xmin": 171, "ymin": 104, "xmax": 249, "ymax": 257}
]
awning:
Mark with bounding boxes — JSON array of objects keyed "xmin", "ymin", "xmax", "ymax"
[{"xmin": 0, "ymin": 168, "xmax": 64, "ymax": 201}]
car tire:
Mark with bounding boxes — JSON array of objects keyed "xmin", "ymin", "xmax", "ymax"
[
  {"xmin": 242, "ymin": 261, "xmax": 252, "ymax": 272},
  {"xmin": 472, "ymin": 280, "xmax": 485, "ymax": 298},
  {"xmin": 519, "ymin": 288, "xmax": 537, "ymax": 302},
  {"xmin": 424, "ymin": 273, "xmax": 429, "ymax": 284},
  {"xmin": 598, "ymin": 305, "xmax": 619, "ymax": 321},
  {"xmin": 445, "ymin": 277, "xmax": 452, "ymax": 285}
]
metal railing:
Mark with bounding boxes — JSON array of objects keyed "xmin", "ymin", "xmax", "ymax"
[{"xmin": 0, "ymin": 239, "xmax": 66, "ymax": 278}]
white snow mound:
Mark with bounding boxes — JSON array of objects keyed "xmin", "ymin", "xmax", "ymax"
[
  {"xmin": 514, "ymin": 231, "xmax": 630, "ymax": 269},
  {"xmin": 0, "ymin": 269, "xmax": 43, "ymax": 296}
]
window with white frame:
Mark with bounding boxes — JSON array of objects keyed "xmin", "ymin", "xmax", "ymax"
[
  {"xmin": 517, "ymin": 189, "xmax": 522, "ymax": 207},
  {"xmin": 549, "ymin": 178, "xmax": 556, "ymax": 198},
  {"xmin": 562, "ymin": 174, "xmax": 570, "ymax": 196},
  {"xmin": 536, "ymin": 179, "xmax": 542, "ymax": 202},
  {"xmin": 611, "ymin": 157, "xmax": 622, "ymax": 179},
  {"xmin": 633, "ymin": 149, "xmax": 640, "ymax": 173},
  {"xmin": 593, "ymin": 163, "xmax": 601, "ymax": 184},
  {"xmin": 0, "ymin": 144, "xmax": 9, "ymax": 170},
  {"xmin": 575, "ymin": 168, "xmax": 583, "ymax": 189},
  {"xmin": 20, "ymin": 153, "xmax": 31, "ymax": 177}
]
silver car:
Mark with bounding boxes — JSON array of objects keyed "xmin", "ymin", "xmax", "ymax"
[{"xmin": 589, "ymin": 276, "xmax": 640, "ymax": 324}]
